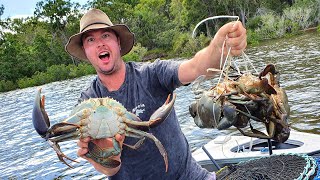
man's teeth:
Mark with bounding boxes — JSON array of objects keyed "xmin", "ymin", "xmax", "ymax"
[
  {"xmin": 99, "ymin": 52, "xmax": 109, "ymax": 59},
  {"xmin": 100, "ymin": 52, "xmax": 108, "ymax": 55}
]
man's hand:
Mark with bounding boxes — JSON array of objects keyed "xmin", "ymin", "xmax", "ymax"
[
  {"xmin": 178, "ymin": 21, "xmax": 247, "ymax": 85},
  {"xmin": 77, "ymin": 134, "xmax": 125, "ymax": 176},
  {"xmin": 213, "ymin": 21, "xmax": 247, "ymax": 56}
]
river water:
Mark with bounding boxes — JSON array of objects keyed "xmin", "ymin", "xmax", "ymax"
[{"xmin": 0, "ymin": 32, "xmax": 319, "ymax": 179}]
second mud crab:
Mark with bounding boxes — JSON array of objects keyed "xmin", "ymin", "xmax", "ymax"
[{"xmin": 189, "ymin": 64, "xmax": 290, "ymax": 143}]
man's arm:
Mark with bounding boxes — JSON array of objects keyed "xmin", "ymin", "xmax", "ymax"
[{"xmin": 178, "ymin": 21, "xmax": 247, "ymax": 85}]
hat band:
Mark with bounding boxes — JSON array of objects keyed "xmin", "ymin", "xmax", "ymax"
[{"xmin": 81, "ymin": 22, "xmax": 112, "ymax": 32}]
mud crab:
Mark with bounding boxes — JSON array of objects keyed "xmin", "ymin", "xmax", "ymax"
[
  {"xmin": 189, "ymin": 64, "xmax": 290, "ymax": 143},
  {"xmin": 32, "ymin": 89, "xmax": 176, "ymax": 172}
]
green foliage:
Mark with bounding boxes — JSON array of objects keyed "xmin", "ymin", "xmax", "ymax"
[
  {"xmin": 247, "ymin": 0, "xmax": 320, "ymax": 41},
  {"xmin": 293, "ymin": 0, "xmax": 320, "ymax": 24},
  {"xmin": 154, "ymin": 28, "xmax": 176, "ymax": 51},
  {"xmin": 173, "ymin": 32, "xmax": 210, "ymax": 58},
  {"xmin": 246, "ymin": 16, "xmax": 262, "ymax": 30},
  {"xmin": 283, "ymin": 5, "xmax": 315, "ymax": 29},
  {"xmin": 123, "ymin": 43, "xmax": 148, "ymax": 62},
  {"xmin": 0, "ymin": 80, "xmax": 17, "ymax": 92},
  {"xmin": 0, "ymin": 18, "xmax": 70, "ymax": 82},
  {"xmin": 131, "ymin": 0, "xmax": 171, "ymax": 49},
  {"xmin": 256, "ymin": 13, "xmax": 286, "ymax": 39},
  {"xmin": 260, "ymin": 0, "xmax": 291, "ymax": 14},
  {"xmin": 14, "ymin": 63, "xmax": 95, "ymax": 91},
  {"xmin": 283, "ymin": 20, "xmax": 301, "ymax": 35},
  {"xmin": 69, "ymin": 63, "xmax": 96, "ymax": 77},
  {"xmin": 88, "ymin": 0, "xmax": 135, "ymax": 24},
  {"xmin": 172, "ymin": 32, "xmax": 190, "ymax": 57},
  {"xmin": 180, "ymin": 0, "xmax": 208, "ymax": 29},
  {"xmin": 247, "ymin": 29, "xmax": 260, "ymax": 46},
  {"xmin": 0, "ymin": 0, "xmax": 320, "ymax": 92}
]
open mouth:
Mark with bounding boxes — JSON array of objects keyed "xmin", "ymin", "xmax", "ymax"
[{"xmin": 99, "ymin": 52, "xmax": 110, "ymax": 60}]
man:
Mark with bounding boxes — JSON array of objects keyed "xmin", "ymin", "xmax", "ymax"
[{"xmin": 66, "ymin": 9, "xmax": 246, "ymax": 179}]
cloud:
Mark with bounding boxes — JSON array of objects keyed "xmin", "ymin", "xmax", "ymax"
[{"xmin": 9, "ymin": 14, "xmax": 33, "ymax": 19}]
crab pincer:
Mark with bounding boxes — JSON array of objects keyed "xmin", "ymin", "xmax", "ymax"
[
  {"xmin": 149, "ymin": 94, "xmax": 176, "ymax": 128},
  {"xmin": 32, "ymin": 88, "xmax": 50, "ymax": 138}
]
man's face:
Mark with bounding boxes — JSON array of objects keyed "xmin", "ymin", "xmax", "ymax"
[{"xmin": 82, "ymin": 28, "xmax": 122, "ymax": 75}]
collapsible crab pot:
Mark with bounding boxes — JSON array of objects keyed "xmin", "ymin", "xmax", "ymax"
[
  {"xmin": 315, "ymin": 157, "xmax": 320, "ymax": 180},
  {"xmin": 216, "ymin": 153, "xmax": 319, "ymax": 180}
]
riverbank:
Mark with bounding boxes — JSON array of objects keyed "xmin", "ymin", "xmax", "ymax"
[
  {"xmin": 0, "ymin": 63, "xmax": 95, "ymax": 92},
  {"xmin": 1, "ymin": 30, "xmax": 319, "ymax": 93}
]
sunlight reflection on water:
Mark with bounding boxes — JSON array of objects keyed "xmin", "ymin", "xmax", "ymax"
[{"xmin": 0, "ymin": 32, "xmax": 319, "ymax": 179}]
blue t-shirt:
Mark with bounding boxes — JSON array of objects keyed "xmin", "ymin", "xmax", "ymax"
[{"xmin": 79, "ymin": 60, "xmax": 213, "ymax": 180}]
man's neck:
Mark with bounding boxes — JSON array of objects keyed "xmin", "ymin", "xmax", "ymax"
[{"xmin": 98, "ymin": 62, "xmax": 126, "ymax": 92}]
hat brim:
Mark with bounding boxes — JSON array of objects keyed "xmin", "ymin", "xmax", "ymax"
[{"xmin": 65, "ymin": 24, "xmax": 134, "ymax": 61}]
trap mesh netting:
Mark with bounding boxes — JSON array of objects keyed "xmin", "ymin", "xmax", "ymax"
[
  {"xmin": 315, "ymin": 157, "xmax": 320, "ymax": 180},
  {"xmin": 216, "ymin": 153, "xmax": 318, "ymax": 180}
]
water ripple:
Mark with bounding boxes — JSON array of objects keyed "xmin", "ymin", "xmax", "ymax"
[{"xmin": 0, "ymin": 32, "xmax": 319, "ymax": 178}]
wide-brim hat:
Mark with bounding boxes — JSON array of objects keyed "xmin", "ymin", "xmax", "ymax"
[{"xmin": 65, "ymin": 8, "xmax": 134, "ymax": 61}]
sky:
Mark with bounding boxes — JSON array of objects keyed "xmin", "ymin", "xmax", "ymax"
[{"xmin": 0, "ymin": 0, "xmax": 89, "ymax": 18}]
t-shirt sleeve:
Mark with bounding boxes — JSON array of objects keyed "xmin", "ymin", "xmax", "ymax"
[{"xmin": 147, "ymin": 60, "xmax": 183, "ymax": 92}]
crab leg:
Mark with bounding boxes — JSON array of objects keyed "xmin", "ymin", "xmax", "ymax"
[
  {"xmin": 124, "ymin": 94, "xmax": 176, "ymax": 128},
  {"xmin": 236, "ymin": 121, "xmax": 276, "ymax": 140},
  {"xmin": 122, "ymin": 134, "xmax": 146, "ymax": 149},
  {"xmin": 126, "ymin": 127, "xmax": 168, "ymax": 172},
  {"xmin": 48, "ymin": 124, "xmax": 79, "ymax": 142},
  {"xmin": 48, "ymin": 140, "xmax": 79, "ymax": 168},
  {"xmin": 45, "ymin": 109, "xmax": 94, "ymax": 141}
]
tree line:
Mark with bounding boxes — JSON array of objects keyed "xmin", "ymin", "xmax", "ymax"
[{"xmin": 0, "ymin": 0, "xmax": 319, "ymax": 92}]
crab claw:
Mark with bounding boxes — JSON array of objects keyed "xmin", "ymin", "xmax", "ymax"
[
  {"xmin": 188, "ymin": 101, "xmax": 198, "ymax": 118},
  {"xmin": 85, "ymin": 141, "xmax": 121, "ymax": 168},
  {"xmin": 32, "ymin": 88, "xmax": 50, "ymax": 138},
  {"xmin": 259, "ymin": 64, "xmax": 277, "ymax": 79},
  {"xmin": 149, "ymin": 94, "xmax": 176, "ymax": 128},
  {"xmin": 217, "ymin": 101, "xmax": 238, "ymax": 130},
  {"xmin": 192, "ymin": 92, "xmax": 217, "ymax": 128}
]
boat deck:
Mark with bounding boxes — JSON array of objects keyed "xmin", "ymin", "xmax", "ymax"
[{"xmin": 192, "ymin": 131, "xmax": 320, "ymax": 172}]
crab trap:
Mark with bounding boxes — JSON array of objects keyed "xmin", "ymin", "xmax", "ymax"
[
  {"xmin": 314, "ymin": 157, "xmax": 320, "ymax": 180},
  {"xmin": 216, "ymin": 153, "xmax": 319, "ymax": 180}
]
